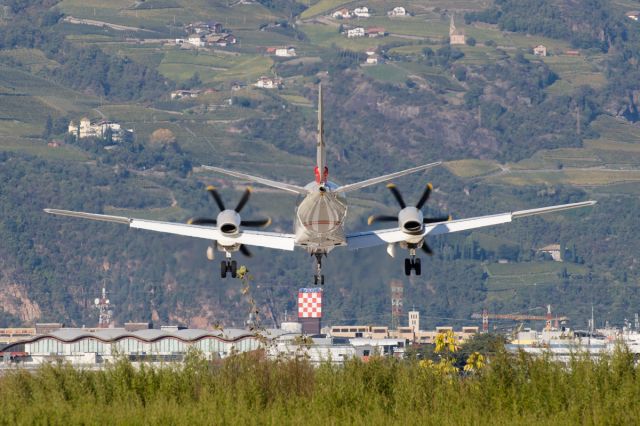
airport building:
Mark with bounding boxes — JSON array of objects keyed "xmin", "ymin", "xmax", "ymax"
[{"xmin": 0, "ymin": 325, "xmax": 290, "ymax": 367}]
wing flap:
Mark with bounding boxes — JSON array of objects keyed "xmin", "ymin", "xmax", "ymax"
[
  {"xmin": 348, "ymin": 200, "xmax": 596, "ymax": 249},
  {"xmin": 45, "ymin": 209, "xmax": 296, "ymax": 251}
]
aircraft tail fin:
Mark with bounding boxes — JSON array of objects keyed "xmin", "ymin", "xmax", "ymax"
[{"xmin": 315, "ymin": 84, "xmax": 327, "ymax": 183}]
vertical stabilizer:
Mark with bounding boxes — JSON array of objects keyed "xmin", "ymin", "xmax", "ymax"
[{"xmin": 316, "ymin": 84, "xmax": 327, "ymax": 183}]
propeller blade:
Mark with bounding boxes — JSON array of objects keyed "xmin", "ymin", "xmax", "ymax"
[
  {"xmin": 423, "ymin": 215, "xmax": 451, "ymax": 224},
  {"xmin": 206, "ymin": 185, "xmax": 226, "ymax": 211},
  {"xmin": 367, "ymin": 215, "xmax": 397, "ymax": 225},
  {"xmin": 386, "ymin": 183, "xmax": 406, "ymax": 209},
  {"xmin": 239, "ymin": 244, "xmax": 252, "ymax": 257},
  {"xmin": 415, "ymin": 183, "xmax": 433, "ymax": 210},
  {"xmin": 421, "ymin": 243, "xmax": 434, "ymax": 256},
  {"xmin": 240, "ymin": 217, "xmax": 271, "ymax": 228},
  {"xmin": 187, "ymin": 217, "xmax": 217, "ymax": 225},
  {"xmin": 235, "ymin": 187, "xmax": 252, "ymax": 213}
]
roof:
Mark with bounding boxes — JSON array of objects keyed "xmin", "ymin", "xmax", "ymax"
[
  {"xmin": 2, "ymin": 327, "xmax": 268, "ymax": 352},
  {"xmin": 539, "ymin": 244, "xmax": 561, "ymax": 251}
]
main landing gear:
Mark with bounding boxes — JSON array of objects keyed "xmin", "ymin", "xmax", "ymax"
[
  {"xmin": 404, "ymin": 247, "xmax": 422, "ymax": 276},
  {"xmin": 221, "ymin": 259, "xmax": 237, "ymax": 278},
  {"xmin": 313, "ymin": 252, "xmax": 325, "ymax": 286}
]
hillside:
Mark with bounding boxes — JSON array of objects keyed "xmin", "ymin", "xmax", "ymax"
[{"xmin": 1, "ymin": 0, "xmax": 640, "ymax": 330}]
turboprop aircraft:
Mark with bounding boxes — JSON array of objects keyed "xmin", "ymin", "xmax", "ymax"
[{"xmin": 45, "ymin": 85, "xmax": 596, "ymax": 284}]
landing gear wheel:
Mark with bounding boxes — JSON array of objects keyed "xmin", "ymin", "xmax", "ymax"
[
  {"xmin": 414, "ymin": 258, "xmax": 421, "ymax": 276},
  {"xmin": 220, "ymin": 261, "xmax": 228, "ymax": 278},
  {"xmin": 320, "ymin": 275, "xmax": 325, "ymax": 285},
  {"xmin": 230, "ymin": 260, "xmax": 238, "ymax": 278},
  {"xmin": 404, "ymin": 258, "xmax": 412, "ymax": 276}
]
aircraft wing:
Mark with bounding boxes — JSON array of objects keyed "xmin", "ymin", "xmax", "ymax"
[
  {"xmin": 44, "ymin": 209, "xmax": 296, "ymax": 251},
  {"xmin": 201, "ymin": 165, "xmax": 308, "ymax": 195},
  {"xmin": 334, "ymin": 162, "xmax": 441, "ymax": 193},
  {"xmin": 347, "ymin": 200, "xmax": 596, "ymax": 250}
]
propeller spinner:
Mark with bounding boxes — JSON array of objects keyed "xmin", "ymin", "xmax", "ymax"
[
  {"xmin": 368, "ymin": 183, "xmax": 450, "ymax": 256},
  {"xmin": 188, "ymin": 186, "xmax": 271, "ymax": 257}
]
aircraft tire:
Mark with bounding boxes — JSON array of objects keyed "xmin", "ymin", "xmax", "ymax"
[
  {"xmin": 221, "ymin": 261, "xmax": 227, "ymax": 278},
  {"xmin": 404, "ymin": 258, "xmax": 412, "ymax": 276},
  {"xmin": 414, "ymin": 258, "xmax": 421, "ymax": 276},
  {"xmin": 231, "ymin": 260, "xmax": 238, "ymax": 278}
]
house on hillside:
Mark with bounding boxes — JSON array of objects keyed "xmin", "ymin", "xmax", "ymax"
[
  {"xmin": 68, "ymin": 118, "xmax": 128, "ymax": 142},
  {"xmin": 366, "ymin": 27, "xmax": 386, "ymax": 38},
  {"xmin": 171, "ymin": 89, "xmax": 201, "ymax": 100},
  {"xmin": 275, "ymin": 47, "xmax": 296, "ymax": 57},
  {"xmin": 254, "ymin": 76, "xmax": 282, "ymax": 89},
  {"xmin": 347, "ymin": 27, "xmax": 365, "ymax": 38},
  {"xmin": 388, "ymin": 7, "xmax": 407, "ymax": 17},
  {"xmin": 187, "ymin": 34, "xmax": 205, "ymax": 47},
  {"xmin": 332, "ymin": 8, "xmax": 351, "ymax": 19},
  {"xmin": 353, "ymin": 6, "xmax": 370, "ymax": 18},
  {"xmin": 533, "ymin": 45, "xmax": 547, "ymax": 57},
  {"xmin": 449, "ymin": 15, "xmax": 465, "ymax": 45},
  {"xmin": 627, "ymin": 11, "xmax": 640, "ymax": 21},
  {"xmin": 538, "ymin": 244, "xmax": 562, "ymax": 262}
]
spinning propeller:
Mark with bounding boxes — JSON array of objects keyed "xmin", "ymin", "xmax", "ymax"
[
  {"xmin": 188, "ymin": 186, "xmax": 271, "ymax": 257},
  {"xmin": 367, "ymin": 183, "xmax": 450, "ymax": 255}
]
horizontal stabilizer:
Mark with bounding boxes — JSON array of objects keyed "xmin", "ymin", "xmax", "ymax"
[
  {"xmin": 335, "ymin": 162, "xmax": 441, "ymax": 193},
  {"xmin": 201, "ymin": 165, "xmax": 307, "ymax": 195}
]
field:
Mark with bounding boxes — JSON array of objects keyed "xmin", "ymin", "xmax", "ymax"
[
  {"xmin": 485, "ymin": 261, "xmax": 588, "ymax": 290},
  {"xmin": 2, "ymin": 350, "xmax": 640, "ymax": 424}
]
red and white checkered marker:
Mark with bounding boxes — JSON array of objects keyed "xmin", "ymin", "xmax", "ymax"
[{"xmin": 298, "ymin": 288, "xmax": 323, "ymax": 318}]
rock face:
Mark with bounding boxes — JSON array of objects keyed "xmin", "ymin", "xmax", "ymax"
[{"xmin": 0, "ymin": 282, "xmax": 41, "ymax": 322}]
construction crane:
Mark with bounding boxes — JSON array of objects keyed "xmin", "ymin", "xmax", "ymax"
[{"xmin": 472, "ymin": 305, "xmax": 568, "ymax": 332}]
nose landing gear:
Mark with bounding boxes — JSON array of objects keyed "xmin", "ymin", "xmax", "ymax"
[
  {"xmin": 313, "ymin": 252, "xmax": 325, "ymax": 285},
  {"xmin": 404, "ymin": 247, "xmax": 422, "ymax": 276}
]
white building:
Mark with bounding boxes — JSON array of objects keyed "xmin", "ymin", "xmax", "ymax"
[
  {"xmin": 627, "ymin": 11, "xmax": 640, "ymax": 21},
  {"xmin": 347, "ymin": 27, "xmax": 365, "ymax": 38},
  {"xmin": 388, "ymin": 7, "xmax": 406, "ymax": 17},
  {"xmin": 533, "ymin": 44, "xmax": 547, "ymax": 57},
  {"xmin": 275, "ymin": 47, "xmax": 296, "ymax": 57},
  {"xmin": 353, "ymin": 6, "xmax": 370, "ymax": 18},
  {"xmin": 187, "ymin": 35, "xmax": 205, "ymax": 47},
  {"xmin": 449, "ymin": 15, "xmax": 466, "ymax": 45},
  {"xmin": 68, "ymin": 118, "xmax": 126, "ymax": 141},
  {"xmin": 332, "ymin": 8, "xmax": 351, "ymax": 19},
  {"xmin": 538, "ymin": 244, "xmax": 562, "ymax": 261},
  {"xmin": 254, "ymin": 76, "xmax": 282, "ymax": 89}
]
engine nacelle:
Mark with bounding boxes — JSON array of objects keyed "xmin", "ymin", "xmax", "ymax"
[
  {"xmin": 398, "ymin": 207, "xmax": 424, "ymax": 235},
  {"xmin": 216, "ymin": 209, "xmax": 241, "ymax": 235}
]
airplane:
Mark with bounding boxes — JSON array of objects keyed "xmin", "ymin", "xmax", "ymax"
[{"xmin": 45, "ymin": 85, "xmax": 596, "ymax": 284}]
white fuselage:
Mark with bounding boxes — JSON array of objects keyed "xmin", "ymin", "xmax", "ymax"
[{"xmin": 294, "ymin": 181, "xmax": 347, "ymax": 253}]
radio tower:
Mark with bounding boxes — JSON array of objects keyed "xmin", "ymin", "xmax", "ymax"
[
  {"xmin": 94, "ymin": 287, "xmax": 113, "ymax": 328},
  {"xmin": 390, "ymin": 280, "xmax": 404, "ymax": 329}
]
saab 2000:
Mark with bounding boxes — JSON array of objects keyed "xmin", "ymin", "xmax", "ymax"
[{"xmin": 46, "ymin": 85, "xmax": 596, "ymax": 284}]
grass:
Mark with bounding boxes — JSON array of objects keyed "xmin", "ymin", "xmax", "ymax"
[
  {"xmin": 486, "ymin": 261, "xmax": 588, "ymax": 290},
  {"xmin": 488, "ymin": 169, "xmax": 640, "ymax": 186},
  {"xmin": 362, "ymin": 63, "xmax": 410, "ymax": 83},
  {"xmin": 444, "ymin": 159, "xmax": 501, "ymax": 178},
  {"xmin": 0, "ymin": 137, "xmax": 89, "ymax": 161},
  {"xmin": 300, "ymin": 0, "xmax": 355, "ymax": 19},
  {"xmin": 3, "ymin": 349, "xmax": 640, "ymax": 424}
]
